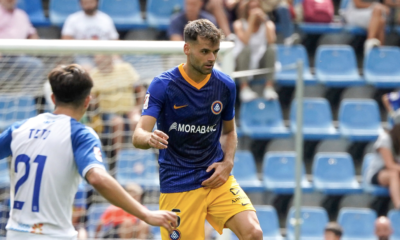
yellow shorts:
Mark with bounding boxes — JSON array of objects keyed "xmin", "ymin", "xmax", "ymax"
[{"xmin": 159, "ymin": 175, "xmax": 255, "ymax": 240}]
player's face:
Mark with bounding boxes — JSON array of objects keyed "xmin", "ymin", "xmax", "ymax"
[
  {"xmin": 81, "ymin": 0, "xmax": 98, "ymax": 15},
  {"xmin": 188, "ymin": 37, "xmax": 220, "ymax": 75},
  {"xmin": 0, "ymin": 0, "xmax": 16, "ymax": 11}
]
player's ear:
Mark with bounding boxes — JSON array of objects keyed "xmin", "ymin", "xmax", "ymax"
[
  {"xmin": 51, "ymin": 93, "xmax": 56, "ymax": 105},
  {"xmin": 83, "ymin": 95, "xmax": 92, "ymax": 110},
  {"xmin": 183, "ymin": 42, "xmax": 190, "ymax": 56}
]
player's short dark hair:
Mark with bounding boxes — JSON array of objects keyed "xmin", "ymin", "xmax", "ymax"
[
  {"xmin": 325, "ymin": 222, "xmax": 343, "ymax": 237},
  {"xmin": 48, "ymin": 64, "xmax": 93, "ymax": 108},
  {"xmin": 184, "ymin": 19, "xmax": 222, "ymax": 44}
]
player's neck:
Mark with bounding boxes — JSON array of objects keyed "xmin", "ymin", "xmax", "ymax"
[
  {"xmin": 53, "ymin": 107, "xmax": 84, "ymax": 122},
  {"xmin": 183, "ymin": 63, "xmax": 207, "ymax": 83}
]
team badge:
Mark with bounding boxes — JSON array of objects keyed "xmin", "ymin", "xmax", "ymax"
[
  {"xmin": 143, "ymin": 94, "xmax": 150, "ymax": 109},
  {"xmin": 93, "ymin": 147, "xmax": 103, "ymax": 162},
  {"xmin": 170, "ymin": 229, "xmax": 181, "ymax": 240},
  {"xmin": 211, "ymin": 101, "xmax": 223, "ymax": 115}
]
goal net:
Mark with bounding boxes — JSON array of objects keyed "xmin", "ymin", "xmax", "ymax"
[{"xmin": 0, "ymin": 39, "xmax": 234, "ymax": 239}]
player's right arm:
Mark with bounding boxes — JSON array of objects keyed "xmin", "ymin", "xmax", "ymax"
[
  {"xmin": 86, "ymin": 167, "xmax": 177, "ymax": 232},
  {"xmin": 132, "ymin": 77, "xmax": 169, "ymax": 149},
  {"xmin": 133, "ymin": 116, "xmax": 168, "ymax": 149}
]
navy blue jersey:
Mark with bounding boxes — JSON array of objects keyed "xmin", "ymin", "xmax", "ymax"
[{"xmin": 142, "ymin": 64, "xmax": 236, "ymax": 193}]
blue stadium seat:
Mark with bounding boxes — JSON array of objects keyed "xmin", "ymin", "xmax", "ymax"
[
  {"xmin": 315, "ymin": 45, "xmax": 365, "ymax": 87},
  {"xmin": 49, "ymin": 0, "xmax": 81, "ymax": 26},
  {"xmin": 0, "ymin": 95, "xmax": 37, "ymax": 130},
  {"xmin": 146, "ymin": 0, "xmax": 184, "ymax": 30},
  {"xmin": 262, "ymin": 152, "xmax": 312, "ymax": 194},
  {"xmin": 116, "ymin": 150, "xmax": 159, "ymax": 188},
  {"xmin": 87, "ymin": 203, "xmax": 110, "ymax": 239},
  {"xmin": 364, "ymin": 47, "xmax": 400, "ymax": 88},
  {"xmin": 338, "ymin": 208, "xmax": 377, "ymax": 240},
  {"xmin": 388, "ymin": 210, "xmax": 400, "ymax": 240},
  {"xmin": 286, "ymin": 206, "xmax": 328, "ymax": 240},
  {"xmin": 240, "ymin": 99, "xmax": 291, "ymax": 139},
  {"xmin": 98, "ymin": 0, "xmax": 146, "ymax": 30},
  {"xmin": 338, "ymin": 99, "xmax": 383, "ymax": 141},
  {"xmin": 0, "ymin": 160, "xmax": 9, "ymax": 188},
  {"xmin": 298, "ymin": 23, "xmax": 344, "ymax": 34},
  {"xmin": 275, "ymin": 45, "xmax": 317, "ymax": 86},
  {"xmin": 17, "ymin": 0, "xmax": 50, "ymax": 26},
  {"xmin": 232, "ymin": 205, "xmax": 283, "ymax": 240},
  {"xmin": 232, "ymin": 151, "xmax": 263, "ymax": 192},
  {"xmin": 361, "ymin": 153, "xmax": 389, "ymax": 196},
  {"xmin": 312, "ymin": 153, "xmax": 362, "ymax": 194},
  {"xmin": 290, "ymin": 98, "xmax": 339, "ymax": 140}
]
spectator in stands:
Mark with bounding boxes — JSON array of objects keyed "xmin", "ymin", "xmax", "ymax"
[
  {"xmin": 324, "ymin": 222, "xmax": 343, "ymax": 240},
  {"xmin": 375, "ymin": 216, "xmax": 392, "ymax": 240},
  {"xmin": 233, "ymin": 0, "xmax": 278, "ymax": 102},
  {"xmin": 257, "ymin": 0, "xmax": 300, "ymax": 45},
  {"xmin": 0, "ymin": 0, "xmax": 44, "ymax": 88},
  {"xmin": 95, "ymin": 183, "xmax": 150, "ymax": 239},
  {"xmin": 90, "ymin": 55, "xmax": 143, "ymax": 161},
  {"xmin": 342, "ymin": 0, "xmax": 389, "ymax": 54},
  {"xmin": 168, "ymin": 0, "xmax": 218, "ymax": 41},
  {"xmin": 382, "ymin": 91, "xmax": 400, "ymax": 125},
  {"xmin": 62, "ymin": 0, "xmax": 118, "ymax": 40},
  {"xmin": 202, "ymin": 0, "xmax": 237, "ymax": 40},
  {"xmin": 366, "ymin": 124, "xmax": 400, "ymax": 209}
]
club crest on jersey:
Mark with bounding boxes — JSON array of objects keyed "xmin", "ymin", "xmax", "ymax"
[
  {"xmin": 211, "ymin": 101, "xmax": 223, "ymax": 115},
  {"xmin": 170, "ymin": 229, "xmax": 181, "ymax": 240}
]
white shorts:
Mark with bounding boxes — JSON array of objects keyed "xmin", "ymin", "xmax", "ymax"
[
  {"xmin": 6, "ymin": 230, "xmax": 77, "ymax": 240},
  {"xmin": 344, "ymin": 7, "xmax": 373, "ymax": 29}
]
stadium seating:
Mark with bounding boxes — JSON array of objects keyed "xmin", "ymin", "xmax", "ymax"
[
  {"xmin": 262, "ymin": 152, "xmax": 312, "ymax": 194},
  {"xmin": 87, "ymin": 203, "xmax": 110, "ymax": 238},
  {"xmin": 0, "ymin": 95, "xmax": 37, "ymax": 130},
  {"xmin": 286, "ymin": 206, "xmax": 329, "ymax": 240},
  {"xmin": 290, "ymin": 98, "xmax": 339, "ymax": 140},
  {"xmin": 0, "ymin": 160, "xmax": 9, "ymax": 189},
  {"xmin": 98, "ymin": 0, "xmax": 147, "ymax": 30},
  {"xmin": 338, "ymin": 208, "xmax": 377, "ymax": 240},
  {"xmin": 49, "ymin": 0, "xmax": 81, "ymax": 26},
  {"xmin": 232, "ymin": 205, "xmax": 283, "ymax": 240},
  {"xmin": 364, "ymin": 47, "xmax": 400, "ymax": 88},
  {"xmin": 122, "ymin": 55, "xmax": 165, "ymax": 82},
  {"xmin": 240, "ymin": 99, "xmax": 291, "ymax": 139},
  {"xmin": 315, "ymin": 45, "xmax": 365, "ymax": 87},
  {"xmin": 315, "ymin": 139, "xmax": 350, "ymax": 153},
  {"xmin": 17, "ymin": 0, "xmax": 50, "ymax": 27},
  {"xmin": 338, "ymin": 99, "xmax": 383, "ymax": 141},
  {"xmin": 146, "ymin": 0, "xmax": 184, "ymax": 30},
  {"xmin": 361, "ymin": 153, "xmax": 389, "ymax": 196},
  {"xmin": 275, "ymin": 45, "xmax": 317, "ymax": 86},
  {"xmin": 312, "ymin": 153, "xmax": 362, "ymax": 194},
  {"xmin": 232, "ymin": 151, "xmax": 263, "ymax": 192},
  {"xmin": 74, "ymin": 183, "xmax": 88, "ymax": 209},
  {"xmin": 115, "ymin": 150, "xmax": 159, "ymax": 187},
  {"xmin": 388, "ymin": 210, "xmax": 400, "ymax": 240}
]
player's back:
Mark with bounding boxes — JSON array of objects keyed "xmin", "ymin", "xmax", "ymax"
[{"xmin": 2, "ymin": 113, "xmax": 104, "ymax": 238}]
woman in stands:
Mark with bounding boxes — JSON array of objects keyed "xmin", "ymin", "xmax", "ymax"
[
  {"xmin": 342, "ymin": 0, "xmax": 389, "ymax": 55},
  {"xmin": 367, "ymin": 124, "xmax": 400, "ymax": 209}
]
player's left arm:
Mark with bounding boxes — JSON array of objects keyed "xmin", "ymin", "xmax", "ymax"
[{"xmin": 202, "ymin": 119, "xmax": 237, "ymax": 189}]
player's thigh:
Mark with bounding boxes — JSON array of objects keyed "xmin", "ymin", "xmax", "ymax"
[
  {"xmin": 159, "ymin": 189, "xmax": 208, "ymax": 240},
  {"xmin": 225, "ymin": 210, "xmax": 263, "ymax": 240},
  {"xmin": 206, "ymin": 176, "xmax": 256, "ymax": 235}
]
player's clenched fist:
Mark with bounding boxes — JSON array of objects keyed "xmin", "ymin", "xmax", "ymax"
[
  {"xmin": 143, "ymin": 210, "xmax": 178, "ymax": 234},
  {"xmin": 148, "ymin": 130, "xmax": 169, "ymax": 149}
]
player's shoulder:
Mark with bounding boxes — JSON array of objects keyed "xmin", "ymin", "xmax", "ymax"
[
  {"xmin": 212, "ymin": 68, "xmax": 235, "ymax": 89},
  {"xmin": 70, "ymin": 118, "xmax": 100, "ymax": 141}
]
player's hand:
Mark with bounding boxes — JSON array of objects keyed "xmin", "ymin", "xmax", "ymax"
[
  {"xmin": 201, "ymin": 161, "xmax": 233, "ymax": 189},
  {"xmin": 148, "ymin": 130, "xmax": 169, "ymax": 149},
  {"xmin": 143, "ymin": 210, "xmax": 178, "ymax": 234}
]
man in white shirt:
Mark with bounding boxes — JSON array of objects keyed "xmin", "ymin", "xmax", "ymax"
[
  {"xmin": 0, "ymin": 64, "xmax": 176, "ymax": 240},
  {"xmin": 61, "ymin": 0, "xmax": 118, "ymax": 40}
]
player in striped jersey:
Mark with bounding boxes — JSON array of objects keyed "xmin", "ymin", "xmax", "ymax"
[{"xmin": 0, "ymin": 64, "xmax": 176, "ymax": 240}]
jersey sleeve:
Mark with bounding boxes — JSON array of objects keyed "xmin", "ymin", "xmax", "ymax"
[
  {"xmin": 70, "ymin": 120, "xmax": 106, "ymax": 178},
  {"xmin": 221, "ymin": 78, "xmax": 236, "ymax": 121},
  {"xmin": 141, "ymin": 77, "xmax": 167, "ymax": 119},
  {"xmin": 0, "ymin": 120, "xmax": 26, "ymax": 159}
]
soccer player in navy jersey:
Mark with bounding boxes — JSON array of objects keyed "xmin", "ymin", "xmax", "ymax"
[{"xmin": 133, "ymin": 19, "xmax": 263, "ymax": 240}]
